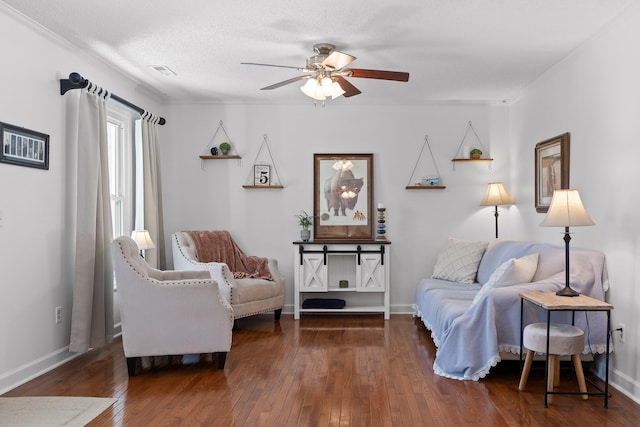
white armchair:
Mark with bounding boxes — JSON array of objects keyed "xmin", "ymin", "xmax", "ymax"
[
  {"xmin": 172, "ymin": 231, "xmax": 285, "ymax": 320},
  {"xmin": 111, "ymin": 236, "xmax": 234, "ymax": 376}
]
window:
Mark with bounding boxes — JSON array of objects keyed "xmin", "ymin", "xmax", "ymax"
[{"xmin": 107, "ymin": 109, "xmax": 135, "ymax": 240}]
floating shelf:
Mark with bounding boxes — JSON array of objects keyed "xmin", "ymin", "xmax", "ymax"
[
  {"xmin": 200, "ymin": 155, "xmax": 241, "ymax": 160},
  {"xmin": 241, "ymin": 185, "xmax": 284, "ymax": 189},
  {"xmin": 451, "ymin": 158, "xmax": 493, "ymax": 162},
  {"xmin": 405, "ymin": 185, "xmax": 446, "ymax": 190}
]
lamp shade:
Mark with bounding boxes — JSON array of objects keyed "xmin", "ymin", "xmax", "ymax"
[
  {"xmin": 480, "ymin": 182, "xmax": 514, "ymax": 206},
  {"xmin": 131, "ymin": 230, "xmax": 155, "ymax": 250},
  {"xmin": 540, "ymin": 189, "xmax": 595, "ymax": 227}
]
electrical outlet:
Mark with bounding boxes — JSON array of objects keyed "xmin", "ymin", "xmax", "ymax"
[
  {"xmin": 618, "ymin": 323, "xmax": 625, "ymax": 343},
  {"xmin": 55, "ymin": 306, "xmax": 62, "ymax": 324}
]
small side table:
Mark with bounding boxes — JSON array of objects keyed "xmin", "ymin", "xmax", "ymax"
[{"xmin": 519, "ymin": 291, "xmax": 613, "ymax": 408}]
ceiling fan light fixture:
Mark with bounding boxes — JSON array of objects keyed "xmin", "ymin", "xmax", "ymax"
[
  {"xmin": 331, "ymin": 80, "xmax": 345, "ymax": 99},
  {"xmin": 321, "ymin": 76, "xmax": 334, "ymax": 96},
  {"xmin": 300, "ymin": 78, "xmax": 318, "ymax": 97}
]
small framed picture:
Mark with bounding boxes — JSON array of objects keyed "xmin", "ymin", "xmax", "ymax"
[
  {"xmin": 0, "ymin": 122, "xmax": 49, "ymax": 170},
  {"xmin": 535, "ymin": 132, "xmax": 570, "ymax": 213},
  {"xmin": 254, "ymin": 165, "xmax": 270, "ymax": 186}
]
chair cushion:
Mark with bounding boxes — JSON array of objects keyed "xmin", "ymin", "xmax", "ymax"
[{"xmin": 233, "ymin": 277, "xmax": 283, "ymax": 304}]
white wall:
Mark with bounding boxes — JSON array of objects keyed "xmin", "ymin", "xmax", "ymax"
[
  {"xmin": 509, "ymin": 3, "xmax": 640, "ymax": 401},
  {"xmin": 0, "ymin": 5, "xmax": 164, "ymax": 392},
  {"xmin": 2, "ymin": 0, "xmax": 639, "ymax": 404},
  {"xmin": 161, "ymin": 103, "xmax": 512, "ymax": 314}
]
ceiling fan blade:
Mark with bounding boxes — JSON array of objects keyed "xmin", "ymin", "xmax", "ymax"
[
  {"xmin": 322, "ymin": 51, "xmax": 356, "ymax": 70},
  {"xmin": 335, "ymin": 76, "xmax": 362, "ymax": 97},
  {"xmin": 347, "ymin": 68, "xmax": 410, "ymax": 82},
  {"xmin": 242, "ymin": 62, "xmax": 308, "ymax": 72},
  {"xmin": 260, "ymin": 75, "xmax": 308, "ymax": 90}
]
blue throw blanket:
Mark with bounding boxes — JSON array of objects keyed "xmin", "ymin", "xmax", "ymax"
[{"xmin": 414, "ymin": 241, "xmax": 609, "ymax": 381}]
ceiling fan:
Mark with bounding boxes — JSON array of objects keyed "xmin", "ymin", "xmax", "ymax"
[{"xmin": 242, "ymin": 43, "xmax": 409, "ymax": 101}]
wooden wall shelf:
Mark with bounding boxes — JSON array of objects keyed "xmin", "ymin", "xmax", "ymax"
[
  {"xmin": 199, "ymin": 155, "xmax": 241, "ymax": 160},
  {"xmin": 451, "ymin": 158, "xmax": 493, "ymax": 162},
  {"xmin": 242, "ymin": 185, "xmax": 284, "ymax": 189},
  {"xmin": 405, "ymin": 185, "xmax": 446, "ymax": 190}
]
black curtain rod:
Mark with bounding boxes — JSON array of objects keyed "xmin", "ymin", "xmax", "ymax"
[{"xmin": 59, "ymin": 72, "xmax": 166, "ymax": 125}]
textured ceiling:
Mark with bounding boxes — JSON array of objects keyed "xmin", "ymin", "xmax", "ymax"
[{"xmin": 2, "ymin": 0, "xmax": 632, "ymax": 105}]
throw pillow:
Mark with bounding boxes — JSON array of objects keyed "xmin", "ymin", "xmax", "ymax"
[
  {"xmin": 471, "ymin": 253, "xmax": 539, "ymax": 307},
  {"xmin": 432, "ymin": 237, "xmax": 489, "ymax": 284}
]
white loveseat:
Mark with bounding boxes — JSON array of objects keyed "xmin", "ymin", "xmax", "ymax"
[
  {"xmin": 413, "ymin": 238, "xmax": 610, "ymax": 381},
  {"xmin": 112, "ymin": 236, "xmax": 233, "ymax": 375},
  {"xmin": 172, "ymin": 231, "xmax": 285, "ymax": 320}
]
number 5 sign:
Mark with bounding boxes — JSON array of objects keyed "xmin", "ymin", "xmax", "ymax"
[{"xmin": 254, "ymin": 165, "xmax": 271, "ymax": 186}]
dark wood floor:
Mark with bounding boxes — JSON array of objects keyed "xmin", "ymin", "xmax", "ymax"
[{"xmin": 4, "ymin": 314, "xmax": 639, "ymax": 426}]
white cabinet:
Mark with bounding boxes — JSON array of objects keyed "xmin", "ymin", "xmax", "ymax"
[{"xmin": 294, "ymin": 242, "xmax": 390, "ymax": 319}]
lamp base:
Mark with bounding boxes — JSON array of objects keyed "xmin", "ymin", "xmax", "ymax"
[{"xmin": 556, "ymin": 285, "xmax": 580, "ymax": 297}]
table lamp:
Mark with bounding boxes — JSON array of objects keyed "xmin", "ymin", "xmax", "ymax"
[
  {"xmin": 130, "ymin": 230, "xmax": 155, "ymax": 258},
  {"xmin": 480, "ymin": 182, "xmax": 514, "ymax": 238},
  {"xmin": 540, "ymin": 189, "xmax": 594, "ymax": 297}
]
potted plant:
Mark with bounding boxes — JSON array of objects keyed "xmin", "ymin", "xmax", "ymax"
[
  {"xmin": 470, "ymin": 148, "xmax": 482, "ymax": 159},
  {"xmin": 219, "ymin": 142, "xmax": 231, "ymax": 155},
  {"xmin": 295, "ymin": 210, "xmax": 313, "ymax": 242}
]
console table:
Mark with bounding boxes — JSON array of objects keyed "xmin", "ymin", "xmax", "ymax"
[
  {"xmin": 293, "ymin": 241, "xmax": 391, "ymax": 320},
  {"xmin": 519, "ymin": 291, "xmax": 613, "ymax": 407}
]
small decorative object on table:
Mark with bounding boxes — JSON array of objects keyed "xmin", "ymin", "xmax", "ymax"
[
  {"xmin": 295, "ymin": 210, "xmax": 313, "ymax": 242},
  {"xmin": 219, "ymin": 142, "xmax": 231, "ymax": 155},
  {"xmin": 376, "ymin": 203, "xmax": 387, "ymax": 241}
]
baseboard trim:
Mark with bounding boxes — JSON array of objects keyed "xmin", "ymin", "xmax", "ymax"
[
  {"xmin": 609, "ymin": 368, "xmax": 640, "ymax": 404},
  {"xmin": 0, "ymin": 346, "xmax": 79, "ymax": 394}
]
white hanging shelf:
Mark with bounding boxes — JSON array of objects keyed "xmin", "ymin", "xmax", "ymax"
[
  {"xmin": 242, "ymin": 134, "xmax": 284, "ymax": 189},
  {"xmin": 405, "ymin": 134, "xmax": 446, "ymax": 190}
]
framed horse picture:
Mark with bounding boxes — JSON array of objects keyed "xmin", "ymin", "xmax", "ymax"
[{"xmin": 313, "ymin": 153, "xmax": 373, "ymax": 241}]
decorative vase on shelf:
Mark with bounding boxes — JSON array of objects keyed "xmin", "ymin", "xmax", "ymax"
[
  {"xmin": 300, "ymin": 229, "xmax": 311, "ymax": 242},
  {"xmin": 210, "ymin": 147, "xmax": 218, "ymax": 155}
]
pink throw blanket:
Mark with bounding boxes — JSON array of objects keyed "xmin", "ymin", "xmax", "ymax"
[{"xmin": 186, "ymin": 230, "xmax": 273, "ymax": 280}]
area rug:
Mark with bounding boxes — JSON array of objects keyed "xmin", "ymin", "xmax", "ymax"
[{"xmin": 0, "ymin": 396, "xmax": 117, "ymax": 426}]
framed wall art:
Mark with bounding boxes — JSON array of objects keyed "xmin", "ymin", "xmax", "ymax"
[
  {"xmin": 254, "ymin": 165, "xmax": 270, "ymax": 185},
  {"xmin": 535, "ymin": 132, "xmax": 570, "ymax": 213},
  {"xmin": 313, "ymin": 153, "xmax": 373, "ymax": 241},
  {"xmin": 0, "ymin": 122, "xmax": 49, "ymax": 170}
]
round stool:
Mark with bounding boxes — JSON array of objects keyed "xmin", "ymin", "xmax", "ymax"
[{"xmin": 518, "ymin": 322, "xmax": 588, "ymax": 403}]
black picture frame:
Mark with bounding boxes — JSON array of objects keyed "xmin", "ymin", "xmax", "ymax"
[
  {"xmin": 313, "ymin": 153, "xmax": 373, "ymax": 241},
  {"xmin": 0, "ymin": 122, "xmax": 49, "ymax": 170},
  {"xmin": 535, "ymin": 132, "xmax": 570, "ymax": 213}
]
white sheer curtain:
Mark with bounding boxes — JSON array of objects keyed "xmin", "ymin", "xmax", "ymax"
[
  {"xmin": 140, "ymin": 113, "xmax": 165, "ymax": 269},
  {"xmin": 68, "ymin": 84, "xmax": 114, "ymax": 353}
]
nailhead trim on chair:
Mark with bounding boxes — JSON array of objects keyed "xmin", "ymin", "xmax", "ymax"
[{"xmin": 117, "ymin": 241, "xmax": 235, "ymax": 318}]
